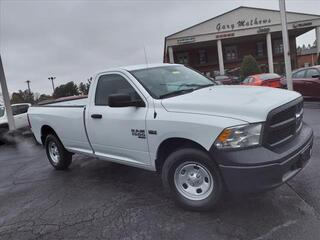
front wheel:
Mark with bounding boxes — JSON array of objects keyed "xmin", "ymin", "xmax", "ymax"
[
  {"xmin": 162, "ymin": 148, "xmax": 223, "ymax": 211},
  {"xmin": 45, "ymin": 134, "xmax": 72, "ymax": 170}
]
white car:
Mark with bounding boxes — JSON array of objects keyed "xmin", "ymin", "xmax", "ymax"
[
  {"xmin": 28, "ymin": 64, "xmax": 313, "ymax": 210},
  {"xmin": 0, "ymin": 103, "xmax": 31, "ymax": 130}
]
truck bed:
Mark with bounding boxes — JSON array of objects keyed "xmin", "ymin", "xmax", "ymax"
[
  {"xmin": 29, "ymin": 96, "xmax": 93, "ymax": 155},
  {"xmin": 38, "ymin": 95, "xmax": 88, "ymax": 107}
]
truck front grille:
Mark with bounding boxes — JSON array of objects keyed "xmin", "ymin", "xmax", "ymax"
[{"xmin": 263, "ymin": 98, "xmax": 303, "ymax": 148}]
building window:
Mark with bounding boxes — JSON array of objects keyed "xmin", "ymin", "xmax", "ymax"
[
  {"xmin": 256, "ymin": 42, "xmax": 264, "ymax": 57},
  {"xmin": 177, "ymin": 52, "xmax": 189, "ymax": 64},
  {"xmin": 199, "ymin": 50, "xmax": 207, "ymax": 64},
  {"xmin": 274, "ymin": 40, "xmax": 284, "ymax": 55},
  {"xmin": 225, "ymin": 46, "xmax": 238, "ymax": 61}
]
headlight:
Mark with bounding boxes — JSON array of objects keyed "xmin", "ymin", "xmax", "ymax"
[{"xmin": 214, "ymin": 123, "xmax": 262, "ymax": 149}]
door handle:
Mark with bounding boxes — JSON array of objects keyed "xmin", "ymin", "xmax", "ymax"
[{"xmin": 91, "ymin": 114, "xmax": 102, "ymax": 119}]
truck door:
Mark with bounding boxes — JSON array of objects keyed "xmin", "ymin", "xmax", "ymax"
[
  {"xmin": 86, "ymin": 73, "xmax": 150, "ymax": 167},
  {"xmin": 292, "ymin": 69, "xmax": 306, "ymax": 96},
  {"xmin": 304, "ymin": 68, "xmax": 320, "ymax": 98}
]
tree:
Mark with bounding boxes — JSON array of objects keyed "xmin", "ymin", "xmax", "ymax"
[
  {"xmin": 240, "ymin": 55, "xmax": 261, "ymax": 80},
  {"xmin": 78, "ymin": 77, "xmax": 92, "ymax": 95},
  {"xmin": 38, "ymin": 94, "xmax": 53, "ymax": 102},
  {"xmin": 53, "ymin": 81, "xmax": 79, "ymax": 99},
  {"xmin": 11, "ymin": 90, "xmax": 35, "ymax": 104}
]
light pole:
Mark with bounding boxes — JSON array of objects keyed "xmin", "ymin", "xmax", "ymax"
[
  {"xmin": 48, "ymin": 76, "xmax": 56, "ymax": 93},
  {"xmin": 26, "ymin": 80, "xmax": 31, "ymax": 94},
  {"xmin": 0, "ymin": 54, "xmax": 15, "ymax": 130},
  {"xmin": 279, "ymin": 0, "xmax": 293, "ymax": 91}
]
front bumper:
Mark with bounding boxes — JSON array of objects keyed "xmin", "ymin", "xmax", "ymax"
[{"xmin": 210, "ymin": 123, "xmax": 313, "ymax": 194}]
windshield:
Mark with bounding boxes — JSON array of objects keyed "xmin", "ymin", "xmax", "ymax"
[
  {"xmin": 131, "ymin": 65, "xmax": 215, "ymax": 99},
  {"xmin": 0, "ymin": 106, "xmax": 4, "ymax": 118}
]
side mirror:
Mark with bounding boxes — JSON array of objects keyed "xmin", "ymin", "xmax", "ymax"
[
  {"xmin": 312, "ymin": 74, "xmax": 320, "ymax": 79},
  {"xmin": 108, "ymin": 94, "xmax": 145, "ymax": 108}
]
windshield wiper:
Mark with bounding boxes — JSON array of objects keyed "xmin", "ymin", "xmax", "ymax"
[
  {"xmin": 178, "ymin": 83, "xmax": 215, "ymax": 90},
  {"xmin": 159, "ymin": 88, "xmax": 194, "ymax": 99},
  {"xmin": 193, "ymin": 83, "xmax": 215, "ymax": 90}
]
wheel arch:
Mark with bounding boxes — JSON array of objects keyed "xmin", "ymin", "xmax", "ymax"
[
  {"xmin": 155, "ymin": 137, "xmax": 209, "ymax": 173},
  {"xmin": 41, "ymin": 125, "xmax": 58, "ymax": 145}
]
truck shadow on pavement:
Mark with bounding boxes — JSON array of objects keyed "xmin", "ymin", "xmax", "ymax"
[{"xmin": 0, "ymin": 134, "xmax": 319, "ymax": 240}]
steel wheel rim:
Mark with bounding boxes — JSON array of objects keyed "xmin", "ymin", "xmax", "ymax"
[
  {"xmin": 174, "ymin": 161, "xmax": 214, "ymax": 201},
  {"xmin": 48, "ymin": 141, "xmax": 60, "ymax": 164}
]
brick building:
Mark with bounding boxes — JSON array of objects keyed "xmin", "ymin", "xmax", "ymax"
[
  {"xmin": 164, "ymin": 7, "xmax": 320, "ymax": 77},
  {"xmin": 297, "ymin": 47, "xmax": 318, "ymax": 68}
]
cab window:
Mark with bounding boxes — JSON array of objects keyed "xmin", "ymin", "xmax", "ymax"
[
  {"xmin": 242, "ymin": 77, "xmax": 250, "ymax": 83},
  {"xmin": 293, "ymin": 70, "xmax": 305, "ymax": 79},
  {"xmin": 95, "ymin": 74, "xmax": 141, "ymax": 106},
  {"xmin": 305, "ymin": 68, "xmax": 319, "ymax": 78},
  {"xmin": 12, "ymin": 105, "xmax": 29, "ymax": 116},
  {"xmin": 243, "ymin": 77, "xmax": 254, "ymax": 83},
  {"xmin": 0, "ymin": 107, "xmax": 4, "ymax": 117}
]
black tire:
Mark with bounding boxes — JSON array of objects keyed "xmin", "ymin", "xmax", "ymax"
[
  {"xmin": 45, "ymin": 134, "xmax": 72, "ymax": 170},
  {"xmin": 0, "ymin": 126, "xmax": 9, "ymax": 144},
  {"xmin": 161, "ymin": 148, "xmax": 223, "ymax": 211}
]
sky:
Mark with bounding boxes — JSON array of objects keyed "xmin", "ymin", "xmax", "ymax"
[{"xmin": 0, "ymin": 0, "xmax": 319, "ymax": 95}]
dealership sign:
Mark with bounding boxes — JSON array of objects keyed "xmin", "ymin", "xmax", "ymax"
[
  {"xmin": 293, "ymin": 22, "xmax": 312, "ymax": 29},
  {"xmin": 216, "ymin": 18, "xmax": 272, "ymax": 32},
  {"xmin": 177, "ymin": 37, "xmax": 195, "ymax": 44}
]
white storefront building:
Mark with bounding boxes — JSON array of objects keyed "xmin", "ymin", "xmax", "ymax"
[{"xmin": 164, "ymin": 7, "xmax": 320, "ymax": 76}]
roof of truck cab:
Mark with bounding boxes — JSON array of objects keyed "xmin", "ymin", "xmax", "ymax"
[
  {"xmin": 121, "ymin": 63, "xmax": 180, "ymax": 71},
  {"xmin": 98, "ymin": 63, "xmax": 181, "ymax": 74}
]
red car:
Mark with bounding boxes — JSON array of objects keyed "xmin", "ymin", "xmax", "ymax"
[
  {"xmin": 281, "ymin": 66, "xmax": 320, "ymax": 100},
  {"xmin": 242, "ymin": 73, "xmax": 283, "ymax": 88}
]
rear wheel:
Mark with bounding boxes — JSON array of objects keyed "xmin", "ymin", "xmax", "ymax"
[
  {"xmin": 162, "ymin": 148, "xmax": 223, "ymax": 211},
  {"xmin": 45, "ymin": 134, "xmax": 72, "ymax": 170}
]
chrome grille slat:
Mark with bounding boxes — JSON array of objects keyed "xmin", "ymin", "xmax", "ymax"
[
  {"xmin": 269, "ymin": 117, "xmax": 296, "ymax": 130},
  {"xmin": 263, "ymin": 98, "xmax": 304, "ymax": 149}
]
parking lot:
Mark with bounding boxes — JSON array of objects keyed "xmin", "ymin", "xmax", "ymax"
[{"xmin": 0, "ymin": 102, "xmax": 319, "ymax": 240}]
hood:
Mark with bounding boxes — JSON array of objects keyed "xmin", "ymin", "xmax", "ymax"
[{"xmin": 161, "ymin": 85, "xmax": 301, "ymax": 123}]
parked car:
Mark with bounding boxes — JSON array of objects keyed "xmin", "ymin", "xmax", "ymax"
[
  {"xmin": 213, "ymin": 75, "xmax": 239, "ymax": 85},
  {"xmin": 0, "ymin": 103, "xmax": 31, "ymax": 130},
  {"xmin": 242, "ymin": 73, "xmax": 283, "ymax": 88},
  {"xmin": 281, "ymin": 65, "xmax": 320, "ymax": 100},
  {"xmin": 28, "ymin": 64, "xmax": 313, "ymax": 211}
]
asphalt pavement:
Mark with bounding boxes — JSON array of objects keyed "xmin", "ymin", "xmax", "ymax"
[{"xmin": 0, "ymin": 102, "xmax": 319, "ymax": 240}]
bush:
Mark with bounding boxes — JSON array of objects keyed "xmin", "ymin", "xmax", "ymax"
[{"xmin": 240, "ymin": 55, "xmax": 261, "ymax": 80}]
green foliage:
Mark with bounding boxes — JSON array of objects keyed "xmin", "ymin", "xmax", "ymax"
[
  {"xmin": 38, "ymin": 94, "xmax": 53, "ymax": 102},
  {"xmin": 78, "ymin": 82, "xmax": 87, "ymax": 95},
  {"xmin": 11, "ymin": 90, "xmax": 34, "ymax": 104},
  {"xmin": 53, "ymin": 81, "xmax": 79, "ymax": 99},
  {"xmin": 240, "ymin": 55, "xmax": 261, "ymax": 80},
  {"xmin": 9, "ymin": 78, "xmax": 92, "ymax": 104},
  {"xmin": 78, "ymin": 77, "xmax": 92, "ymax": 95}
]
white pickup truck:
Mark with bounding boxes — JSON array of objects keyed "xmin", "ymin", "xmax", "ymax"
[
  {"xmin": 0, "ymin": 103, "xmax": 31, "ymax": 142},
  {"xmin": 28, "ymin": 64, "xmax": 313, "ymax": 210}
]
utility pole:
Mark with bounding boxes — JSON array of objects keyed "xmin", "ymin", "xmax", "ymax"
[
  {"xmin": 279, "ymin": 0, "xmax": 293, "ymax": 91},
  {"xmin": 48, "ymin": 76, "xmax": 56, "ymax": 93},
  {"xmin": 0, "ymin": 54, "xmax": 15, "ymax": 130},
  {"xmin": 26, "ymin": 80, "xmax": 31, "ymax": 94}
]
